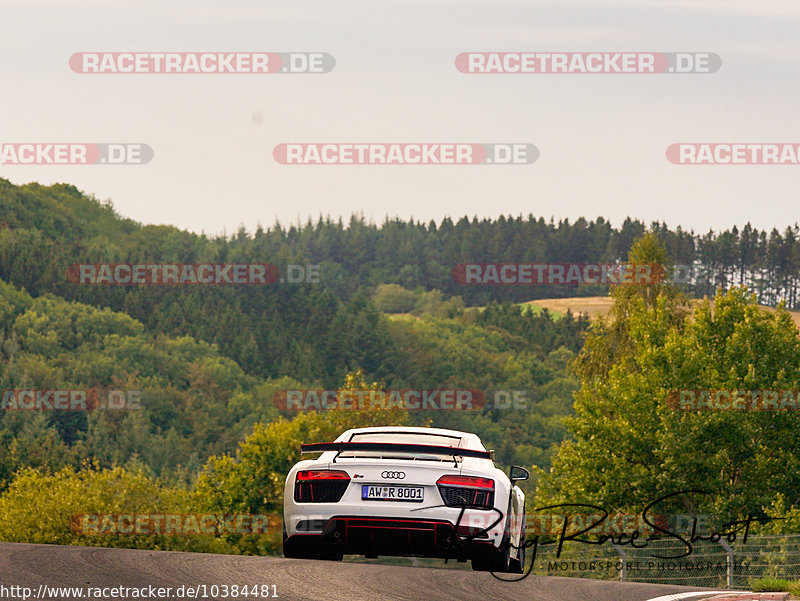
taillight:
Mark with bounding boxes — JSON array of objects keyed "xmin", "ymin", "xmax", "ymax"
[
  {"xmin": 437, "ymin": 475, "xmax": 494, "ymax": 489},
  {"xmin": 295, "ymin": 470, "xmax": 350, "ymax": 503},
  {"xmin": 437, "ymin": 475, "xmax": 494, "ymax": 509},
  {"xmin": 296, "ymin": 470, "xmax": 351, "ymax": 481}
]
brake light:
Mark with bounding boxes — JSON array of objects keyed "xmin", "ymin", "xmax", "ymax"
[
  {"xmin": 296, "ymin": 470, "xmax": 351, "ymax": 481},
  {"xmin": 436, "ymin": 475, "xmax": 494, "ymax": 489}
]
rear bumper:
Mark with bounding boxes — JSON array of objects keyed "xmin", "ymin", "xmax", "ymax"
[{"xmin": 283, "ymin": 516, "xmax": 502, "ymax": 561}]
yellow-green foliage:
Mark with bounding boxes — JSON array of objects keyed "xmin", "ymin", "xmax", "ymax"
[
  {"xmin": 0, "ymin": 463, "xmax": 232, "ymax": 554},
  {"xmin": 749, "ymin": 577, "xmax": 800, "ymax": 594}
]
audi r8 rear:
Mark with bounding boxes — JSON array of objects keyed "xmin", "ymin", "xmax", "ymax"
[{"xmin": 282, "ymin": 426, "xmax": 528, "ymax": 573}]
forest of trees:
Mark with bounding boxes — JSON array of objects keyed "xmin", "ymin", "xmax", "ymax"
[
  {"xmin": 2, "ymin": 178, "xmax": 800, "ymax": 554},
  {"xmin": 2, "ymin": 178, "xmax": 799, "ymax": 383}
]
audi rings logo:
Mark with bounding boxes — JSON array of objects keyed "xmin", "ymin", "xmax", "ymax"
[{"xmin": 381, "ymin": 471, "xmax": 405, "ymax": 479}]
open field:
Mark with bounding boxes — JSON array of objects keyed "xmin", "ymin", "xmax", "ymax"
[{"xmin": 524, "ymin": 296, "xmax": 800, "ymax": 329}]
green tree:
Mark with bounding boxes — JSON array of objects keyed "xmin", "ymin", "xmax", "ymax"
[
  {"xmin": 372, "ymin": 284, "xmax": 417, "ymax": 313},
  {"xmin": 538, "ymin": 235, "xmax": 800, "ymax": 520}
]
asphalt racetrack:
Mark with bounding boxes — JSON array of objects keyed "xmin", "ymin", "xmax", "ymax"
[{"xmin": 0, "ymin": 543, "xmax": 747, "ymax": 601}]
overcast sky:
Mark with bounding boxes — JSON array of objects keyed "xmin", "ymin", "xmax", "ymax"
[{"xmin": 1, "ymin": 0, "xmax": 798, "ymax": 236}]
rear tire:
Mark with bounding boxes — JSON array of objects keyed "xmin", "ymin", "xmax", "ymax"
[
  {"xmin": 283, "ymin": 527, "xmax": 323, "ymax": 559},
  {"xmin": 472, "ymin": 507, "xmax": 517, "ymax": 573},
  {"xmin": 508, "ymin": 503, "xmax": 526, "ymax": 574},
  {"xmin": 508, "ymin": 544, "xmax": 524, "ymax": 574},
  {"xmin": 471, "ymin": 537, "xmax": 511, "ymax": 572}
]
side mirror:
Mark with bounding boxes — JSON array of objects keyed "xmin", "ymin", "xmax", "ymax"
[
  {"xmin": 509, "ymin": 466, "xmax": 529, "ymax": 483},
  {"xmin": 489, "ymin": 449, "xmax": 496, "ymax": 461}
]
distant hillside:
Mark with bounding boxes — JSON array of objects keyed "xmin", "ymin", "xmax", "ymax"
[{"xmin": 0, "ymin": 180, "xmax": 590, "ymax": 485}]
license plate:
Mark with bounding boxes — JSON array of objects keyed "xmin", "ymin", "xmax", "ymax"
[{"xmin": 361, "ymin": 485, "xmax": 424, "ymax": 502}]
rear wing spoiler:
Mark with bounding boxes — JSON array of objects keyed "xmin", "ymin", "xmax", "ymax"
[{"xmin": 300, "ymin": 441, "xmax": 491, "ymax": 460}]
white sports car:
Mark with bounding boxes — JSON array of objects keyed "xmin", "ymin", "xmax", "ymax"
[{"xmin": 282, "ymin": 426, "xmax": 528, "ymax": 573}]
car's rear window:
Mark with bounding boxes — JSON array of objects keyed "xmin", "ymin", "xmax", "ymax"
[
  {"xmin": 338, "ymin": 432, "xmax": 466, "ymax": 461},
  {"xmin": 348, "ymin": 432, "xmax": 463, "ymax": 447}
]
